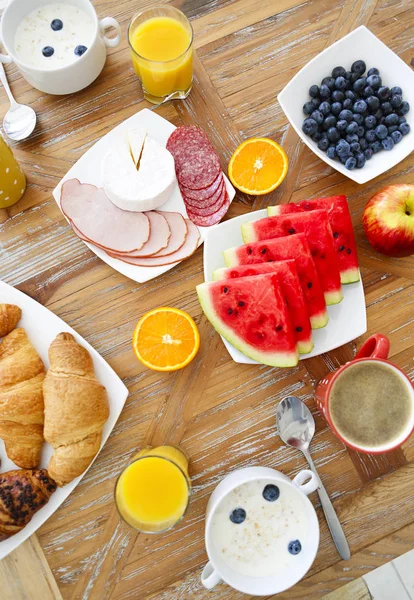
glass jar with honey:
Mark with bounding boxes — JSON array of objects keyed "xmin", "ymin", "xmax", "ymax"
[{"xmin": 0, "ymin": 132, "xmax": 26, "ymax": 208}]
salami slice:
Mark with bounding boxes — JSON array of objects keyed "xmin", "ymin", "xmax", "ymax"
[
  {"xmin": 177, "ymin": 154, "xmax": 221, "ymax": 190},
  {"xmin": 187, "ymin": 190, "xmax": 231, "ymax": 227},
  {"xmin": 184, "ymin": 184, "xmax": 227, "ymax": 217},
  {"xmin": 180, "ymin": 172, "xmax": 223, "ymax": 201},
  {"xmin": 183, "ymin": 178, "xmax": 225, "ymax": 210}
]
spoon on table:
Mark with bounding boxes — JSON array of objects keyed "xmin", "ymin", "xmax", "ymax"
[
  {"xmin": 0, "ymin": 62, "xmax": 36, "ymax": 141},
  {"xmin": 277, "ymin": 395, "xmax": 351, "ymax": 560},
  {"xmin": 149, "ymin": 90, "xmax": 187, "ymax": 111}
]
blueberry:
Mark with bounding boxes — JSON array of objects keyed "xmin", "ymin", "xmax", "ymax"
[
  {"xmin": 351, "ymin": 60, "xmax": 366, "ymax": 74},
  {"xmin": 399, "ymin": 122, "xmax": 411, "ymax": 135},
  {"xmin": 367, "ymin": 67, "xmax": 379, "ymax": 77},
  {"xmin": 381, "ymin": 136, "xmax": 394, "ymax": 151},
  {"xmin": 384, "ymin": 113, "xmax": 399, "ymax": 126},
  {"xmin": 366, "ymin": 95, "xmax": 380, "ymax": 112},
  {"xmin": 311, "ymin": 131, "xmax": 322, "ymax": 142},
  {"xmin": 353, "ymin": 78, "xmax": 366, "ymax": 94},
  {"xmin": 331, "ymin": 102, "xmax": 342, "ymax": 115},
  {"xmin": 390, "ymin": 86, "xmax": 402, "ymax": 96},
  {"xmin": 335, "ymin": 76, "xmax": 347, "ymax": 91},
  {"xmin": 366, "ymin": 74, "xmax": 381, "ymax": 89},
  {"xmin": 391, "ymin": 94, "xmax": 402, "ymax": 109},
  {"xmin": 399, "ymin": 116, "xmax": 407, "ymax": 124},
  {"xmin": 321, "ymin": 77, "xmax": 335, "ymax": 91},
  {"xmin": 359, "ymin": 138, "xmax": 368, "ymax": 150},
  {"xmin": 332, "ymin": 66, "xmax": 346, "ymax": 78},
  {"xmin": 230, "ymin": 508, "xmax": 246, "ymax": 524},
  {"xmin": 336, "ymin": 119, "xmax": 348, "ymax": 132},
  {"xmin": 302, "ymin": 118, "xmax": 318, "ymax": 135},
  {"xmin": 343, "ymin": 98, "xmax": 353, "ymax": 109},
  {"xmin": 399, "ymin": 101, "xmax": 410, "ymax": 116},
  {"xmin": 387, "ymin": 125, "xmax": 398, "ymax": 134},
  {"xmin": 311, "ymin": 110, "xmax": 324, "ymax": 125},
  {"xmin": 353, "ymin": 112, "xmax": 364, "ymax": 125},
  {"xmin": 350, "ymin": 141, "xmax": 360, "ymax": 153},
  {"xmin": 354, "ymin": 99, "xmax": 367, "ymax": 113},
  {"xmin": 364, "ymin": 147, "xmax": 374, "ymax": 160},
  {"xmin": 327, "ymin": 146, "xmax": 337, "ymax": 159},
  {"xmin": 351, "ymin": 71, "xmax": 360, "ymax": 84},
  {"xmin": 346, "ymin": 133, "xmax": 359, "ymax": 144},
  {"xmin": 319, "ymin": 101, "xmax": 331, "ymax": 116},
  {"xmin": 356, "ymin": 126, "xmax": 365, "ymax": 138},
  {"xmin": 310, "ymin": 98, "xmax": 321, "ymax": 110},
  {"xmin": 42, "ymin": 46, "xmax": 54, "ymax": 57},
  {"xmin": 339, "ymin": 109, "xmax": 353, "ymax": 122},
  {"xmin": 362, "ymin": 85, "xmax": 374, "ymax": 98},
  {"xmin": 319, "ymin": 84, "xmax": 331, "ymax": 98},
  {"xmin": 74, "ymin": 45, "xmax": 88, "ymax": 57},
  {"xmin": 332, "ymin": 90, "xmax": 344, "ymax": 102},
  {"xmin": 309, "ymin": 84, "xmax": 319, "ymax": 98},
  {"xmin": 51, "ymin": 18, "xmax": 63, "ymax": 31},
  {"xmin": 318, "ymin": 137, "xmax": 330, "ymax": 151},
  {"xmin": 345, "ymin": 156, "xmax": 357, "ymax": 170},
  {"xmin": 263, "ymin": 484, "xmax": 280, "ymax": 502},
  {"xmin": 336, "ymin": 139, "xmax": 351, "ymax": 157},
  {"xmin": 381, "ymin": 102, "xmax": 392, "ymax": 115},
  {"xmin": 346, "ymin": 121, "xmax": 358, "ymax": 134},
  {"xmin": 345, "ymin": 90, "xmax": 356, "ymax": 101},
  {"xmin": 323, "ymin": 115, "xmax": 337, "ymax": 129},
  {"xmin": 373, "ymin": 108, "xmax": 383, "ymax": 121},
  {"xmin": 375, "ymin": 124, "xmax": 388, "ymax": 139},
  {"xmin": 327, "ymin": 127, "xmax": 340, "ymax": 143},
  {"xmin": 377, "ymin": 86, "xmax": 390, "ymax": 101},
  {"xmin": 339, "ymin": 155, "xmax": 348, "ymax": 165},
  {"xmin": 345, "ymin": 70, "xmax": 353, "ymax": 81},
  {"xmin": 370, "ymin": 140, "xmax": 382, "ymax": 153},
  {"xmin": 288, "ymin": 540, "xmax": 302, "ymax": 555},
  {"xmin": 365, "ymin": 115, "xmax": 376, "ymax": 129},
  {"xmin": 365, "ymin": 129, "xmax": 377, "ymax": 143},
  {"xmin": 355, "ymin": 151, "xmax": 366, "ymax": 168},
  {"xmin": 391, "ymin": 130, "xmax": 403, "ymax": 144}
]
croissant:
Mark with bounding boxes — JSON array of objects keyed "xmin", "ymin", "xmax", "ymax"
[
  {"xmin": 0, "ymin": 304, "xmax": 22, "ymax": 337},
  {"xmin": 43, "ymin": 332, "xmax": 109, "ymax": 486},
  {"xmin": 0, "ymin": 468, "xmax": 56, "ymax": 540},
  {"xmin": 0, "ymin": 328, "xmax": 45, "ymax": 468}
]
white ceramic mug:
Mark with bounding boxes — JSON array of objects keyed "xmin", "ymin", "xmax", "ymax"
[
  {"xmin": 0, "ymin": 0, "xmax": 121, "ymax": 95},
  {"xmin": 201, "ymin": 467, "xmax": 320, "ymax": 596}
]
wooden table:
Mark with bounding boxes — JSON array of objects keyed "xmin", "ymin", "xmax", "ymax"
[{"xmin": 0, "ymin": 0, "xmax": 413, "ymax": 598}]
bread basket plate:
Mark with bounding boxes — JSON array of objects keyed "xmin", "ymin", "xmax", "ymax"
[
  {"xmin": 52, "ymin": 108, "xmax": 235, "ymax": 284},
  {"xmin": 0, "ymin": 280, "xmax": 128, "ymax": 561}
]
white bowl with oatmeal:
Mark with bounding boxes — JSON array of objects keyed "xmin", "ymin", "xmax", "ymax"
[{"xmin": 201, "ymin": 467, "xmax": 320, "ymax": 595}]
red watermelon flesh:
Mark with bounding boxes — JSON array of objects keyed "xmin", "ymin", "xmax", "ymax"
[
  {"xmin": 242, "ymin": 210, "xmax": 343, "ymax": 306},
  {"xmin": 196, "ymin": 274, "xmax": 299, "ymax": 367},
  {"xmin": 223, "ymin": 233, "xmax": 328, "ymax": 329},
  {"xmin": 212, "ymin": 261, "xmax": 313, "ymax": 354},
  {"xmin": 268, "ymin": 196, "xmax": 359, "ymax": 284}
]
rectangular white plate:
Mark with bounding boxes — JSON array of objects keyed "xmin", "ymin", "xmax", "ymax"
[
  {"xmin": 52, "ymin": 108, "xmax": 235, "ymax": 283},
  {"xmin": 203, "ymin": 210, "xmax": 367, "ymax": 364},
  {"xmin": 0, "ymin": 281, "xmax": 128, "ymax": 561},
  {"xmin": 278, "ymin": 26, "xmax": 414, "ymax": 184}
]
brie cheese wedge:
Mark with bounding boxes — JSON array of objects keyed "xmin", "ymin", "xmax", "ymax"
[{"xmin": 102, "ymin": 128, "xmax": 176, "ymax": 212}]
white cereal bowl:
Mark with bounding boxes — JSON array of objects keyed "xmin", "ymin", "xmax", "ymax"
[{"xmin": 278, "ymin": 26, "xmax": 414, "ymax": 184}]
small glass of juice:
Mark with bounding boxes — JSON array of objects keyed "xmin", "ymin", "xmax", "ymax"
[
  {"xmin": 128, "ymin": 6, "xmax": 193, "ymax": 105},
  {"xmin": 0, "ymin": 132, "xmax": 26, "ymax": 208},
  {"xmin": 115, "ymin": 446, "xmax": 191, "ymax": 533}
]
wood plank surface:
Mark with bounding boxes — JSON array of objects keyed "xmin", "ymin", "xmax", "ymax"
[{"xmin": 0, "ymin": 0, "xmax": 413, "ymax": 598}]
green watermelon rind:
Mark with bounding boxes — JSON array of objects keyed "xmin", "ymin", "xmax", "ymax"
[
  {"xmin": 223, "ymin": 247, "xmax": 239, "ymax": 267},
  {"xmin": 196, "ymin": 283, "xmax": 299, "ymax": 368},
  {"xmin": 241, "ymin": 221, "xmax": 257, "ymax": 244},
  {"xmin": 325, "ymin": 289, "xmax": 343, "ymax": 305}
]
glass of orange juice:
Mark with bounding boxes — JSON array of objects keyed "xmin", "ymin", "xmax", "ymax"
[
  {"xmin": 115, "ymin": 446, "xmax": 191, "ymax": 533},
  {"xmin": 128, "ymin": 6, "xmax": 193, "ymax": 104},
  {"xmin": 0, "ymin": 133, "xmax": 26, "ymax": 208}
]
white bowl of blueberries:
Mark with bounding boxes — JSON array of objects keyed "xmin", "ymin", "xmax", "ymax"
[{"xmin": 278, "ymin": 26, "xmax": 414, "ymax": 184}]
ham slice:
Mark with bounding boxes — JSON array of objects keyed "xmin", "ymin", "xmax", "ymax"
[
  {"xmin": 106, "ymin": 220, "xmax": 200, "ymax": 267},
  {"xmin": 109, "ymin": 212, "xmax": 170, "ymax": 257},
  {"xmin": 153, "ymin": 212, "xmax": 188, "ymax": 257},
  {"xmin": 60, "ymin": 179, "xmax": 150, "ymax": 253}
]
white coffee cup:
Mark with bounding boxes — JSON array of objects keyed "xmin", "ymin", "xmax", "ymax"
[
  {"xmin": 0, "ymin": 0, "xmax": 121, "ymax": 95},
  {"xmin": 201, "ymin": 467, "xmax": 320, "ymax": 595}
]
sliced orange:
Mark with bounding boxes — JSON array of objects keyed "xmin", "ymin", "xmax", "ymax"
[
  {"xmin": 133, "ymin": 307, "xmax": 200, "ymax": 372},
  {"xmin": 228, "ymin": 137, "xmax": 288, "ymax": 195}
]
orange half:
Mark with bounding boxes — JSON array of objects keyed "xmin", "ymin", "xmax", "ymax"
[
  {"xmin": 133, "ymin": 307, "xmax": 200, "ymax": 372},
  {"xmin": 228, "ymin": 137, "xmax": 288, "ymax": 195}
]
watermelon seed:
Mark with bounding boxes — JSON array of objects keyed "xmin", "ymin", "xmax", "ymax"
[
  {"xmin": 256, "ymin": 332, "xmax": 265, "ymax": 339},
  {"xmin": 227, "ymin": 308, "xmax": 233, "ymax": 315},
  {"xmin": 223, "ymin": 286, "xmax": 229, "ymax": 293},
  {"xmin": 339, "ymin": 245, "xmax": 345, "ymax": 251},
  {"xmin": 347, "ymin": 248, "xmax": 351, "ymax": 254},
  {"xmin": 238, "ymin": 301, "xmax": 245, "ymax": 307},
  {"xmin": 261, "ymin": 247, "xmax": 267, "ymax": 254},
  {"xmin": 296, "ymin": 326, "xmax": 303, "ymax": 332},
  {"xmin": 247, "ymin": 247, "xmax": 253, "ymax": 255},
  {"xmin": 307, "ymin": 282, "xmax": 313, "ymax": 288},
  {"xmin": 333, "ymin": 232, "xmax": 339, "ymax": 238},
  {"xmin": 406, "ymin": 210, "xmax": 410, "ymax": 216},
  {"xmin": 320, "ymin": 254, "xmax": 325, "ymax": 259},
  {"xmin": 288, "ymin": 228, "xmax": 295, "ymax": 234},
  {"xmin": 275, "ymin": 325, "xmax": 283, "ymax": 332}
]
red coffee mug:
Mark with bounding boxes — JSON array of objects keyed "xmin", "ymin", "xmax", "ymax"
[{"xmin": 315, "ymin": 334, "xmax": 414, "ymax": 454}]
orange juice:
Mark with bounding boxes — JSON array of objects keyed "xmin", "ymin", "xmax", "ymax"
[
  {"xmin": 115, "ymin": 446, "xmax": 190, "ymax": 532},
  {"xmin": 128, "ymin": 7, "xmax": 193, "ymax": 103},
  {"xmin": 0, "ymin": 133, "xmax": 26, "ymax": 208}
]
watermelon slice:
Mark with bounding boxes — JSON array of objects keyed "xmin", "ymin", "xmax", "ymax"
[
  {"xmin": 223, "ymin": 233, "xmax": 328, "ymax": 329},
  {"xmin": 268, "ymin": 196, "xmax": 359, "ymax": 284},
  {"xmin": 242, "ymin": 210, "xmax": 343, "ymax": 306},
  {"xmin": 196, "ymin": 274, "xmax": 299, "ymax": 367},
  {"xmin": 213, "ymin": 261, "xmax": 313, "ymax": 354}
]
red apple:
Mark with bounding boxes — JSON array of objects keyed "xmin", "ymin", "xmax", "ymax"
[{"xmin": 363, "ymin": 184, "xmax": 414, "ymax": 257}]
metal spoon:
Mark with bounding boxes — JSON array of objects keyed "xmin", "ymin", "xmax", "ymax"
[
  {"xmin": 149, "ymin": 90, "xmax": 187, "ymax": 111},
  {"xmin": 0, "ymin": 62, "xmax": 36, "ymax": 141},
  {"xmin": 277, "ymin": 395, "xmax": 351, "ymax": 560}
]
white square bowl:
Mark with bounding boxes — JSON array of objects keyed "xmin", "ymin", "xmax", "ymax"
[{"xmin": 278, "ymin": 26, "xmax": 414, "ymax": 184}]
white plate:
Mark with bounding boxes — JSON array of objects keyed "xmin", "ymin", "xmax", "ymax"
[
  {"xmin": 0, "ymin": 281, "xmax": 128, "ymax": 560},
  {"xmin": 278, "ymin": 26, "xmax": 414, "ymax": 184},
  {"xmin": 52, "ymin": 108, "xmax": 235, "ymax": 283},
  {"xmin": 203, "ymin": 210, "xmax": 367, "ymax": 365}
]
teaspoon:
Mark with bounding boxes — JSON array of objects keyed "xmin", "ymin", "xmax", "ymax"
[{"xmin": 0, "ymin": 62, "xmax": 36, "ymax": 141}]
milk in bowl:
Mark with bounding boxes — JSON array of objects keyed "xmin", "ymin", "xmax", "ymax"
[
  {"xmin": 210, "ymin": 478, "xmax": 309, "ymax": 578},
  {"xmin": 14, "ymin": 3, "xmax": 95, "ymax": 69}
]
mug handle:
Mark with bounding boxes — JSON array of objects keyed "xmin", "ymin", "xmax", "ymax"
[
  {"xmin": 0, "ymin": 33, "xmax": 12, "ymax": 64},
  {"xmin": 292, "ymin": 469, "xmax": 318, "ymax": 495},
  {"xmin": 99, "ymin": 17, "xmax": 122, "ymax": 48},
  {"xmin": 355, "ymin": 333, "xmax": 390, "ymax": 360},
  {"xmin": 201, "ymin": 561, "xmax": 222, "ymax": 590}
]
